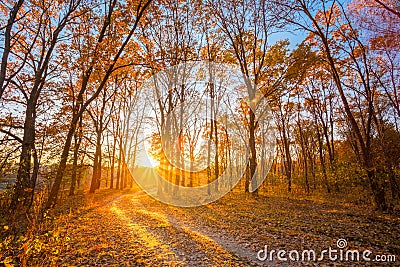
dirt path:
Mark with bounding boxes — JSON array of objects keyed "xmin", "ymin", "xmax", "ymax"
[
  {"xmin": 57, "ymin": 191, "xmax": 268, "ymax": 266},
  {"xmin": 45, "ymin": 189, "xmax": 400, "ymax": 266}
]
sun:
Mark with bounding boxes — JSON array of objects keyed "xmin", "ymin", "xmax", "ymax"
[{"xmin": 136, "ymin": 149, "xmax": 159, "ymax": 168}]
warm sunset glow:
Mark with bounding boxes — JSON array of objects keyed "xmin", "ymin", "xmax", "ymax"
[
  {"xmin": 136, "ymin": 149, "xmax": 159, "ymax": 168},
  {"xmin": 2, "ymin": 0, "xmax": 399, "ymax": 265}
]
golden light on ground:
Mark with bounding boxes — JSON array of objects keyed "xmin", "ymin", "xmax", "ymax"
[{"xmin": 110, "ymin": 201, "xmax": 165, "ymax": 250}]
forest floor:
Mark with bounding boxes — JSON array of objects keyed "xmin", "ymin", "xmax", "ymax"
[{"xmin": 1, "ymin": 187, "xmax": 400, "ymax": 266}]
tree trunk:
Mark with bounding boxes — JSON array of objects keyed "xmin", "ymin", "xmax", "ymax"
[
  {"xmin": 46, "ymin": 116, "xmax": 77, "ymax": 208},
  {"xmin": 367, "ymin": 170, "xmax": 387, "ymax": 211},
  {"xmin": 110, "ymin": 135, "xmax": 116, "ymax": 189},
  {"xmin": 249, "ymin": 110, "xmax": 258, "ymax": 195},
  {"xmin": 89, "ymin": 130, "xmax": 102, "ymax": 193},
  {"xmin": 214, "ymin": 118, "xmax": 219, "ymax": 192},
  {"xmin": 69, "ymin": 116, "xmax": 82, "ymax": 196},
  {"xmin": 69, "ymin": 133, "xmax": 80, "ymax": 196},
  {"xmin": 116, "ymin": 141, "xmax": 122, "ymax": 190},
  {"xmin": 11, "ymin": 102, "xmax": 36, "ymax": 210}
]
